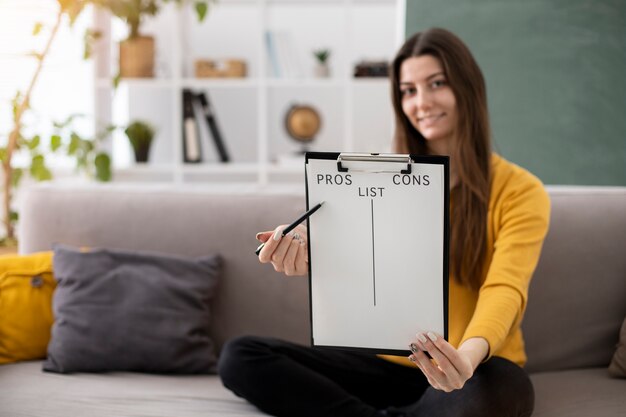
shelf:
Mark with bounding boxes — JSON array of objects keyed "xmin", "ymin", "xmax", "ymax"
[
  {"xmin": 268, "ymin": 164, "xmax": 304, "ymax": 174},
  {"xmin": 114, "ymin": 163, "xmax": 305, "ymax": 175},
  {"xmin": 266, "ymin": 78, "xmax": 344, "ymax": 88},
  {"xmin": 180, "ymin": 163, "xmax": 259, "ymax": 174},
  {"xmin": 94, "ymin": 0, "xmax": 402, "ymax": 185},
  {"xmin": 115, "ymin": 163, "xmax": 264, "ymax": 174},
  {"xmin": 114, "ymin": 164, "xmax": 176, "ymax": 175},
  {"xmin": 265, "ymin": 0, "xmax": 349, "ymax": 4},
  {"xmin": 350, "ymin": 77, "xmax": 390, "ymax": 86},
  {"xmin": 265, "ymin": 0, "xmax": 396, "ymax": 4},
  {"xmin": 113, "ymin": 164, "xmax": 177, "ymax": 183},
  {"xmin": 181, "ymin": 78, "xmax": 259, "ymax": 89},
  {"xmin": 96, "ymin": 78, "xmax": 174, "ymax": 89},
  {"xmin": 97, "ymin": 77, "xmax": 390, "ymax": 90}
]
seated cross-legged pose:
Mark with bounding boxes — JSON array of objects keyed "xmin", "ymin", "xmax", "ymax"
[{"xmin": 218, "ymin": 27, "xmax": 550, "ymax": 417}]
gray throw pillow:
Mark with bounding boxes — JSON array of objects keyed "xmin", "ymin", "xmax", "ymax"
[
  {"xmin": 609, "ymin": 317, "xmax": 626, "ymax": 378},
  {"xmin": 43, "ymin": 245, "xmax": 222, "ymax": 374}
]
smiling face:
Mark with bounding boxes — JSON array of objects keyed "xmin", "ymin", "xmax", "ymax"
[{"xmin": 399, "ymin": 55, "xmax": 458, "ymax": 153}]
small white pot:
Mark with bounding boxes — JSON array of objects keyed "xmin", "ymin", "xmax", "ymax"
[{"xmin": 314, "ymin": 63, "xmax": 330, "ymax": 78}]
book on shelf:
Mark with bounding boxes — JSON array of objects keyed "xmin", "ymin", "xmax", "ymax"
[
  {"xmin": 265, "ymin": 31, "xmax": 281, "ymax": 78},
  {"xmin": 265, "ymin": 30, "xmax": 303, "ymax": 78},
  {"xmin": 195, "ymin": 91, "xmax": 230, "ymax": 163},
  {"xmin": 182, "ymin": 89, "xmax": 202, "ymax": 163},
  {"xmin": 181, "ymin": 88, "xmax": 230, "ymax": 163}
]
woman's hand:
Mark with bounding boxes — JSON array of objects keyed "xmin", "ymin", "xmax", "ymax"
[
  {"xmin": 256, "ymin": 224, "xmax": 308, "ymax": 276},
  {"xmin": 408, "ymin": 333, "xmax": 489, "ymax": 392}
]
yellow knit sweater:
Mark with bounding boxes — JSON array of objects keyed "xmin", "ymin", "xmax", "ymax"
[{"xmin": 381, "ymin": 154, "xmax": 550, "ymax": 368}]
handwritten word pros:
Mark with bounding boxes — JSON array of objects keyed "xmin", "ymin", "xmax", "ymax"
[{"xmin": 316, "ymin": 174, "xmax": 353, "ymax": 185}]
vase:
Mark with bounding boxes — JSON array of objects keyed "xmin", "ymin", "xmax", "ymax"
[
  {"xmin": 119, "ymin": 36, "xmax": 155, "ymax": 78},
  {"xmin": 132, "ymin": 142, "xmax": 152, "ymax": 163},
  {"xmin": 314, "ymin": 63, "xmax": 330, "ymax": 78}
]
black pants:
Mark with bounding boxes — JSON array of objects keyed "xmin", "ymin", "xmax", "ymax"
[{"xmin": 218, "ymin": 336, "xmax": 534, "ymax": 417}]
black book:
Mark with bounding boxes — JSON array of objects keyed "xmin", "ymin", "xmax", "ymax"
[
  {"xmin": 195, "ymin": 91, "xmax": 230, "ymax": 163},
  {"xmin": 182, "ymin": 89, "xmax": 202, "ymax": 163}
]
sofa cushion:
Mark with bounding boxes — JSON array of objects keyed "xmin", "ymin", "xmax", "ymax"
[
  {"xmin": 18, "ymin": 186, "xmax": 312, "ymax": 352},
  {"xmin": 531, "ymin": 367, "xmax": 626, "ymax": 417},
  {"xmin": 0, "ymin": 252, "xmax": 55, "ymax": 364},
  {"xmin": 44, "ymin": 245, "xmax": 222, "ymax": 374},
  {"xmin": 609, "ymin": 317, "xmax": 626, "ymax": 377},
  {"xmin": 523, "ymin": 188, "xmax": 626, "ymax": 373},
  {"xmin": 0, "ymin": 361, "xmax": 259, "ymax": 417}
]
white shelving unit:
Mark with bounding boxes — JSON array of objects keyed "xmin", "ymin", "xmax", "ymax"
[{"xmin": 93, "ymin": 0, "xmax": 406, "ymax": 185}]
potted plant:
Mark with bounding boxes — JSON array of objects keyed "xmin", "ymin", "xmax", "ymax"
[
  {"xmin": 313, "ymin": 48, "xmax": 331, "ymax": 78},
  {"xmin": 125, "ymin": 120, "xmax": 155, "ymax": 162},
  {"xmin": 1, "ymin": 0, "xmax": 111, "ymax": 248},
  {"xmin": 94, "ymin": 0, "xmax": 214, "ymax": 78}
]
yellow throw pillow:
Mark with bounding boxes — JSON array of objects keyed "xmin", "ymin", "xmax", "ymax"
[{"xmin": 0, "ymin": 252, "xmax": 55, "ymax": 364}]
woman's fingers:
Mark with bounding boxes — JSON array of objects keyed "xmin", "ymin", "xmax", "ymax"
[
  {"xmin": 424, "ymin": 332, "xmax": 473, "ymax": 380},
  {"xmin": 409, "ymin": 332, "xmax": 472, "ymax": 392},
  {"xmin": 258, "ymin": 225, "xmax": 286, "ymax": 263},
  {"xmin": 418, "ymin": 334, "xmax": 456, "ymax": 374},
  {"xmin": 283, "ymin": 229, "xmax": 310, "ymax": 276},
  {"xmin": 257, "ymin": 224, "xmax": 308, "ymax": 276},
  {"xmin": 409, "ymin": 353, "xmax": 440, "ymax": 390},
  {"xmin": 296, "ymin": 233, "xmax": 310, "ymax": 274},
  {"xmin": 412, "ymin": 349, "xmax": 446, "ymax": 387},
  {"xmin": 419, "ymin": 333, "xmax": 466, "ymax": 389},
  {"xmin": 256, "ymin": 231, "xmax": 274, "ymax": 243},
  {"xmin": 283, "ymin": 237, "xmax": 301, "ymax": 275},
  {"xmin": 271, "ymin": 232, "xmax": 298, "ymax": 272}
]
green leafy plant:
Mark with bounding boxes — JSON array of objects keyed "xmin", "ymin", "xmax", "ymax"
[
  {"xmin": 1, "ymin": 1, "xmax": 111, "ymax": 245},
  {"xmin": 1, "ymin": 1, "xmax": 100, "ymax": 244},
  {"xmin": 313, "ymin": 48, "xmax": 331, "ymax": 64},
  {"xmin": 125, "ymin": 120, "xmax": 155, "ymax": 162},
  {"xmin": 52, "ymin": 114, "xmax": 113, "ymax": 182},
  {"xmin": 93, "ymin": 1, "xmax": 215, "ymax": 85},
  {"xmin": 0, "ymin": 112, "xmax": 113, "ymax": 246},
  {"xmin": 2, "ymin": 1, "xmax": 215, "ymax": 243},
  {"xmin": 93, "ymin": 0, "xmax": 216, "ymax": 40}
]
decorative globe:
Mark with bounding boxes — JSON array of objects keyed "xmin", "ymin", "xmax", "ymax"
[{"xmin": 284, "ymin": 104, "xmax": 321, "ymax": 146}]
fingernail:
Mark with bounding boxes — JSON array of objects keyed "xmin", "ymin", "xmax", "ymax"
[
  {"xmin": 427, "ymin": 332, "xmax": 438, "ymax": 342},
  {"xmin": 255, "ymin": 233, "xmax": 262, "ymax": 241},
  {"xmin": 408, "ymin": 355, "xmax": 415, "ymax": 362},
  {"xmin": 273, "ymin": 228, "xmax": 283, "ymax": 241},
  {"xmin": 256, "ymin": 242, "xmax": 265, "ymax": 254},
  {"xmin": 417, "ymin": 333, "xmax": 428, "ymax": 344},
  {"xmin": 409, "ymin": 344, "xmax": 418, "ymax": 353}
]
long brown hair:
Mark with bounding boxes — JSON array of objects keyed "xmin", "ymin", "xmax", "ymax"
[{"xmin": 390, "ymin": 28, "xmax": 492, "ymax": 290}]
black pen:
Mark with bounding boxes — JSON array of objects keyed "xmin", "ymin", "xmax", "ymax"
[{"xmin": 255, "ymin": 201, "xmax": 325, "ymax": 256}]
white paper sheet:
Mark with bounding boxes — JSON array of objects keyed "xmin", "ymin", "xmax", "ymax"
[{"xmin": 306, "ymin": 156, "xmax": 447, "ymax": 352}]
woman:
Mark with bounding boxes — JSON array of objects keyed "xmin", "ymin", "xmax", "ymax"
[{"xmin": 218, "ymin": 28, "xmax": 550, "ymax": 417}]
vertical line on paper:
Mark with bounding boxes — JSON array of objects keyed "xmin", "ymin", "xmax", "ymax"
[{"xmin": 371, "ymin": 198, "xmax": 376, "ymax": 307}]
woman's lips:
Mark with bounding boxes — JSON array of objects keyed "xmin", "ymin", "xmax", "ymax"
[{"xmin": 418, "ymin": 113, "xmax": 445, "ymax": 127}]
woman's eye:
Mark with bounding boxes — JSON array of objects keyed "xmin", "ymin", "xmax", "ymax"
[
  {"xmin": 431, "ymin": 80, "xmax": 447, "ymax": 88},
  {"xmin": 400, "ymin": 88, "xmax": 416, "ymax": 97}
]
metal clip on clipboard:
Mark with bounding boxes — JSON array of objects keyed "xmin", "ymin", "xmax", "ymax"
[{"xmin": 336, "ymin": 153, "xmax": 413, "ymax": 174}]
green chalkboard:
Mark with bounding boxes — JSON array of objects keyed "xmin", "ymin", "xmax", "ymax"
[{"xmin": 405, "ymin": 0, "xmax": 626, "ymax": 185}]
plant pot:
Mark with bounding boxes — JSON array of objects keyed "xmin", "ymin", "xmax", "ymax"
[
  {"xmin": 119, "ymin": 36, "xmax": 155, "ymax": 78},
  {"xmin": 132, "ymin": 142, "xmax": 152, "ymax": 163},
  {"xmin": 314, "ymin": 63, "xmax": 330, "ymax": 78}
]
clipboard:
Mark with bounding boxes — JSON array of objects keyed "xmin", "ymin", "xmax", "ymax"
[{"xmin": 305, "ymin": 152, "xmax": 449, "ymax": 356}]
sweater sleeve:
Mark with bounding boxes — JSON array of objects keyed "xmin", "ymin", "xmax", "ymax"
[{"xmin": 460, "ymin": 175, "xmax": 550, "ymax": 359}]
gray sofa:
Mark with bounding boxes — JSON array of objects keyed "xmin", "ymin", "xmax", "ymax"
[{"xmin": 0, "ymin": 184, "xmax": 624, "ymax": 417}]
